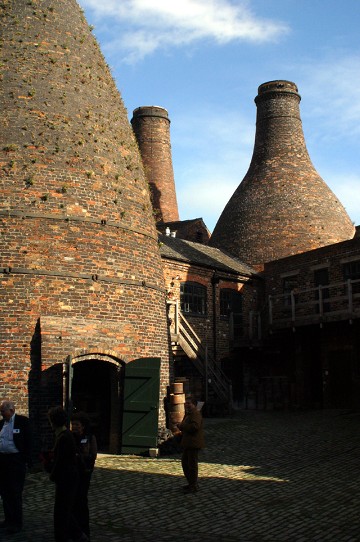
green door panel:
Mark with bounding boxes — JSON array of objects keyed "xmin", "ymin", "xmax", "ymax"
[{"xmin": 121, "ymin": 357, "xmax": 161, "ymax": 454}]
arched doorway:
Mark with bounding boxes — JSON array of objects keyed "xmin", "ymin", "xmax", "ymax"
[{"xmin": 71, "ymin": 359, "xmax": 123, "ymax": 453}]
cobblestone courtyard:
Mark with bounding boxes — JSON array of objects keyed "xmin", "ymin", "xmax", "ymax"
[{"xmin": 2, "ymin": 409, "xmax": 360, "ymax": 541}]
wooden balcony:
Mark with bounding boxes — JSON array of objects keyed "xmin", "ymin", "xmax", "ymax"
[{"xmin": 268, "ymin": 278, "xmax": 360, "ymax": 330}]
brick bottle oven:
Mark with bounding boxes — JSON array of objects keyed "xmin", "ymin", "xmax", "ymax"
[
  {"xmin": 0, "ymin": 0, "xmax": 171, "ymax": 453},
  {"xmin": 210, "ymin": 80, "xmax": 355, "ymax": 270},
  {"xmin": 131, "ymin": 106, "xmax": 180, "ymax": 223}
]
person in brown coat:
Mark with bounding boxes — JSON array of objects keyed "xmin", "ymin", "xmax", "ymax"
[{"xmin": 177, "ymin": 395, "xmax": 205, "ymax": 494}]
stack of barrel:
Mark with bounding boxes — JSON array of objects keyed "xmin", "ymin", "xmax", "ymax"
[{"xmin": 168, "ymin": 380, "xmax": 187, "ymax": 434}]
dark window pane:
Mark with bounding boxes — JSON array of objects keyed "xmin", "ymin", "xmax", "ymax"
[
  {"xmin": 180, "ymin": 282, "xmax": 206, "ymax": 315},
  {"xmin": 343, "ymin": 261, "xmax": 360, "ymax": 294}
]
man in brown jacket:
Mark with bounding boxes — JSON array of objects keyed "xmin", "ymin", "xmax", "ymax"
[{"xmin": 177, "ymin": 396, "xmax": 205, "ymax": 494}]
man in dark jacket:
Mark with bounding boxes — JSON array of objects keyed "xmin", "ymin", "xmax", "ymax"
[
  {"xmin": 177, "ymin": 395, "xmax": 205, "ymax": 494},
  {"xmin": 0, "ymin": 400, "xmax": 32, "ymax": 534},
  {"xmin": 48, "ymin": 406, "xmax": 88, "ymax": 542}
]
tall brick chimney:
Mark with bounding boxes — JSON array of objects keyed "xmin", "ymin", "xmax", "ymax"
[
  {"xmin": 0, "ymin": 0, "xmax": 170, "ymax": 433},
  {"xmin": 131, "ymin": 106, "xmax": 180, "ymax": 223},
  {"xmin": 210, "ymin": 80, "xmax": 355, "ymax": 270}
]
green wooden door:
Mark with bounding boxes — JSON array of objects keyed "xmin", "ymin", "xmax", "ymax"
[{"xmin": 121, "ymin": 357, "xmax": 161, "ymax": 454}]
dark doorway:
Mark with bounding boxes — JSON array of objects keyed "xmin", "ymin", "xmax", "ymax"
[
  {"xmin": 71, "ymin": 360, "xmax": 122, "ymax": 453},
  {"xmin": 327, "ymin": 351, "xmax": 353, "ymax": 408},
  {"xmin": 299, "ymin": 330, "xmax": 323, "ymax": 408}
]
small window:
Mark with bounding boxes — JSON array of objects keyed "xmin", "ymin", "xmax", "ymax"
[
  {"xmin": 220, "ymin": 289, "xmax": 243, "ymax": 337},
  {"xmin": 343, "ymin": 260, "xmax": 360, "ymax": 293},
  {"xmin": 220, "ymin": 289, "xmax": 232, "ymax": 317},
  {"xmin": 180, "ymin": 282, "xmax": 206, "ymax": 315},
  {"xmin": 282, "ymin": 276, "xmax": 298, "ymax": 306},
  {"xmin": 314, "ymin": 268, "xmax": 330, "ymax": 313},
  {"xmin": 220, "ymin": 289, "xmax": 242, "ymax": 317},
  {"xmin": 343, "ymin": 260, "xmax": 360, "ymax": 281}
]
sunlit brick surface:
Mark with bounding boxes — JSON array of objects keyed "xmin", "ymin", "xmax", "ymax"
[
  {"xmin": 131, "ymin": 106, "xmax": 180, "ymax": 223},
  {"xmin": 0, "ymin": 1, "xmax": 170, "ymax": 419},
  {"xmin": 210, "ymin": 81, "xmax": 355, "ymax": 270}
]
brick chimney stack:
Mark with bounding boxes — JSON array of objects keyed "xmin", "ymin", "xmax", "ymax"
[
  {"xmin": 0, "ymin": 0, "xmax": 170, "ymax": 419},
  {"xmin": 131, "ymin": 106, "xmax": 180, "ymax": 223},
  {"xmin": 210, "ymin": 80, "xmax": 355, "ymax": 270}
]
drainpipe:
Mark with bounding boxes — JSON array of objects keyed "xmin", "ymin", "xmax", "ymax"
[{"xmin": 211, "ymin": 272, "xmax": 220, "ymax": 362}]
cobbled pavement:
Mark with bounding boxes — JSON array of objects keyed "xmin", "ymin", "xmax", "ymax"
[{"xmin": 2, "ymin": 409, "xmax": 360, "ymax": 542}]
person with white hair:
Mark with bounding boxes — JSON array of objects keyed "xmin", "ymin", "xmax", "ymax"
[{"xmin": 0, "ymin": 400, "xmax": 32, "ymax": 534}]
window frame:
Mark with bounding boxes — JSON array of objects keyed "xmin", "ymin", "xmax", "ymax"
[
  {"xmin": 180, "ymin": 281, "xmax": 207, "ymax": 316},
  {"xmin": 219, "ymin": 288, "xmax": 244, "ymax": 337},
  {"xmin": 342, "ymin": 260, "xmax": 360, "ymax": 294}
]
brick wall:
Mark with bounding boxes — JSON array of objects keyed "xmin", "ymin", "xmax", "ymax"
[
  {"xmin": 131, "ymin": 107, "xmax": 180, "ymax": 223},
  {"xmin": 264, "ymin": 234, "xmax": 360, "ymax": 298},
  {"xmin": 0, "ymin": 0, "xmax": 171, "ymax": 436},
  {"xmin": 163, "ymin": 259, "xmax": 260, "ymax": 362},
  {"xmin": 210, "ymin": 81, "xmax": 355, "ymax": 270},
  {"xmin": 260, "ymin": 235, "xmax": 360, "ymax": 409}
]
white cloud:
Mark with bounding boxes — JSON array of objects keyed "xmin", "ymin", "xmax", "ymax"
[
  {"xmin": 79, "ymin": 0, "xmax": 289, "ymax": 62},
  {"xmin": 297, "ymin": 54, "xmax": 360, "ymax": 140}
]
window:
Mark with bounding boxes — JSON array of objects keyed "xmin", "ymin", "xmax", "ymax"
[
  {"xmin": 220, "ymin": 289, "xmax": 243, "ymax": 337},
  {"xmin": 314, "ymin": 268, "xmax": 330, "ymax": 313},
  {"xmin": 180, "ymin": 282, "xmax": 206, "ymax": 315},
  {"xmin": 220, "ymin": 289, "xmax": 242, "ymax": 317},
  {"xmin": 220, "ymin": 289, "xmax": 231, "ymax": 317},
  {"xmin": 282, "ymin": 276, "xmax": 298, "ymax": 306},
  {"xmin": 343, "ymin": 260, "xmax": 360, "ymax": 294},
  {"xmin": 343, "ymin": 260, "xmax": 360, "ymax": 281}
]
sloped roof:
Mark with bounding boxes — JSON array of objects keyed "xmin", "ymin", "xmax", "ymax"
[
  {"xmin": 159, "ymin": 234, "xmax": 259, "ymax": 278},
  {"xmin": 157, "ymin": 218, "xmax": 211, "ymax": 243},
  {"xmin": 158, "ymin": 218, "xmax": 208, "ymax": 230}
]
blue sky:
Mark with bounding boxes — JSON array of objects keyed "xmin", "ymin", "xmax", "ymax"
[{"xmin": 78, "ymin": 0, "xmax": 360, "ymax": 232}]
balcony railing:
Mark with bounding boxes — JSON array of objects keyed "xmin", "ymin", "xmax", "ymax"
[{"xmin": 269, "ymin": 278, "xmax": 360, "ymax": 329}]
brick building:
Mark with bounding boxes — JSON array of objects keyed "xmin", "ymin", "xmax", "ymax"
[
  {"xmin": 1, "ymin": 0, "xmax": 359, "ymax": 464},
  {"xmin": 210, "ymin": 81, "xmax": 355, "ymax": 271},
  {"xmin": 159, "ymin": 231, "xmax": 262, "ymax": 412},
  {"xmin": 0, "ymin": 0, "xmax": 171, "ymax": 454},
  {"xmin": 260, "ymin": 227, "xmax": 360, "ymax": 410},
  {"xmin": 205, "ymin": 81, "xmax": 359, "ymax": 410},
  {"xmin": 136, "ymin": 81, "xmax": 359, "ymax": 413}
]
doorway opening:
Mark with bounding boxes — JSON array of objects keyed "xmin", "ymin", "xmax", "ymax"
[{"xmin": 71, "ymin": 359, "xmax": 122, "ymax": 453}]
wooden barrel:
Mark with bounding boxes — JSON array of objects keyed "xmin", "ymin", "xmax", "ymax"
[
  {"xmin": 175, "ymin": 377, "xmax": 190, "ymax": 395},
  {"xmin": 170, "ymin": 403, "xmax": 185, "ymax": 413},
  {"xmin": 168, "ymin": 382, "xmax": 185, "ymax": 434},
  {"xmin": 170, "ymin": 424, "xmax": 181, "ymax": 435},
  {"xmin": 169, "ymin": 411, "xmax": 184, "ymax": 424},
  {"xmin": 170, "ymin": 382, "xmax": 183, "ymax": 394},
  {"xmin": 169, "ymin": 393, "xmax": 185, "ymax": 405}
]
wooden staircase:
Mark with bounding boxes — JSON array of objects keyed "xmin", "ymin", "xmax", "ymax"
[{"xmin": 168, "ymin": 301, "xmax": 232, "ymax": 412}]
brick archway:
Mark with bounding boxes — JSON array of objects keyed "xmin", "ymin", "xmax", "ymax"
[{"xmin": 70, "ymin": 355, "xmax": 124, "ymax": 453}]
